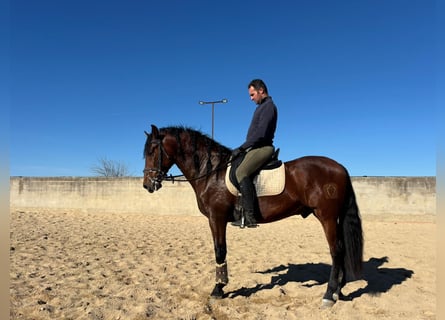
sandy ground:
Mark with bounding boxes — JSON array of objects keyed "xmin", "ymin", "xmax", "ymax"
[{"xmin": 10, "ymin": 209, "xmax": 436, "ymax": 320}]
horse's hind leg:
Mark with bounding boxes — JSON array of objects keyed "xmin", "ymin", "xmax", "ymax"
[{"xmin": 317, "ymin": 213, "xmax": 344, "ymax": 307}]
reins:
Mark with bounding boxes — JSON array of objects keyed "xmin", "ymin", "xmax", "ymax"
[
  {"xmin": 162, "ymin": 157, "xmax": 235, "ymax": 183},
  {"xmin": 144, "ymin": 136, "xmax": 238, "ymax": 184}
]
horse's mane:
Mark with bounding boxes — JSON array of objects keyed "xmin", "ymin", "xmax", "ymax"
[{"xmin": 144, "ymin": 125, "xmax": 232, "ymax": 175}]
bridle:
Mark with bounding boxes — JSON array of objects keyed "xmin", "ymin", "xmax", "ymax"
[
  {"xmin": 143, "ymin": 138, "xmax": 171, "ymax": 188},
  {"xmin": 143, "ymin": 137, "xmax": 240, "ymax": 185}
]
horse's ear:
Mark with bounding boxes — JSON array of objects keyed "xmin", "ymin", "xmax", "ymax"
[
  {"xmin": 144, "ymin": 130, "xmax": 149, "ymax": 137},
  {"xmin": 151, "ymin": 124, "xmax": 159, "ymax": 138}
]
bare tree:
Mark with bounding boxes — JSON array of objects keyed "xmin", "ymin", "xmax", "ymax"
[{"xmin": 91, "ymin": 157, "xmax": 131, "ymax": 177}]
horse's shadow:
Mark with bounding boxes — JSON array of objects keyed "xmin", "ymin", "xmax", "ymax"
[{"xmin": 226, "ymin": 257, "xmax": 414, "ymax": 300}]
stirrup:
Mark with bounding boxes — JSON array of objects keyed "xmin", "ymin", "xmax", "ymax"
[{"xmin": 231, "ymin": 214, "xmax": 258, "ymax": 229}]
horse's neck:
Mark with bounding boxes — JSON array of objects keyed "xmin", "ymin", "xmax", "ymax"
[
  {"xmin": 174, "ymin": 158, "xmax": 195, "ymax": 180},
  {"xmin": 169, "ymin": 131, "xmax": 229, "ymax": 182},
  {"xmin": 175, "ymin": 149, "xmax": 227, "ymax": 182},
  {"xmin": 174, "ymin": 150, "xmax": 206, "ymax": 180}
]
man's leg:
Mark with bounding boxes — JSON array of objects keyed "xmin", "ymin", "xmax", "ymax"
[{"xmin": 232, "ymin": 146, "xmax": 274, "ymax": 228}]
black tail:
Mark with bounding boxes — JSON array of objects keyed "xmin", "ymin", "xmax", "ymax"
[{"xmin": 341, "ymin": 174, "xmax": 364, "ymax": 280}]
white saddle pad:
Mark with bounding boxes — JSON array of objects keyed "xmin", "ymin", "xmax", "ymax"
[{"xmin": 225, "ymin": 163, "xmax": 285, "ymax": 197}]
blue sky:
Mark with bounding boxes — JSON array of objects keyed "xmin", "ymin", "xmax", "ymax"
[{"xmin": 9, "ymin": 0, "xmax": 437, "ymax": 177}]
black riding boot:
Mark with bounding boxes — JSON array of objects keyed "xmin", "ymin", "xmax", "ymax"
[{"xmin": 231, "ymin": 177, "xmax": 258, "ymax": 228}]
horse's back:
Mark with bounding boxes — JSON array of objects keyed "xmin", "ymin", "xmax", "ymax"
[
  {"xmin": 285, "ymin": 155, "xmax": 347, "ymax": 177},
  {"xmin": 284, "ymin": 155, "xmax": 350, "ymax": 198}
]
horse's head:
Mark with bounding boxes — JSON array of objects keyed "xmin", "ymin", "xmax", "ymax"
[{"xmin": 143, "ymin": 124, "xmax": 175, "ymax": 193}]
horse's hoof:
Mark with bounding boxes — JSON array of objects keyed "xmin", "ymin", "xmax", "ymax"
[
  {"xmin": 210, "ymin": 293, "xmax": 223, "ymax": 299},
  {"xmin": 321, "ymin": 298, "xmax": 336, "ymax": 308},
  {"xmin": 210, "ymin": 284, "xmax": 225, "ymax": 299}
]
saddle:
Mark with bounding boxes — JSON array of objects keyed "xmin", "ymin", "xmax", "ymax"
[{"xmin": 226, "ymin": 148, "xmax": 285, "ymax": 197}]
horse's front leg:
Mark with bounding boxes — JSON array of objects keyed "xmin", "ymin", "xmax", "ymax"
[{"xmin": 208, "ymin": 216, "xmax": 228, "ymax": 299}]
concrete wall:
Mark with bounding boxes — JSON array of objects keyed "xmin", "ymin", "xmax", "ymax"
[
  {"xmin": 10, "ymin": 176, "xmax": 436, "ymax": 216},
  {"xmin": 352, "ymin": 177, "xmax": 435, "ymax": 215}
]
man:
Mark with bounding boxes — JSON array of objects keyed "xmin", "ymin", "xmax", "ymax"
[{"xmin": 231, "ymin": 79, "xmax": 278, "ymax": 228}]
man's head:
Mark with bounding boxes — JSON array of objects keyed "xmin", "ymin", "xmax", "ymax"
[{"xmin": 248, "ymin": 79, "xmax": 269, "ymax": 104}]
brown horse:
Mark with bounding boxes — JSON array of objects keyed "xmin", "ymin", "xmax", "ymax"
[{"xmin": 143, "ymin": 125, "xmax": 363, "ymax": 307}]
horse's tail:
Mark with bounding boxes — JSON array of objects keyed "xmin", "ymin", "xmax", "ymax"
[{"xmin": 341, "ymin": 171, "xmax": 364, "ymax": 280}]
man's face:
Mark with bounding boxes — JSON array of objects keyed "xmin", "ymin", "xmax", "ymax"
[{"xmin": 248, "ymin": 86, "xmax": 264, "ymax": 104}]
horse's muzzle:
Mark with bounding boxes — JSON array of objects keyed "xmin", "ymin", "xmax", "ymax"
[{"xmin": 143, "ymin": 181, "xmax": 162, "ymax": 193}]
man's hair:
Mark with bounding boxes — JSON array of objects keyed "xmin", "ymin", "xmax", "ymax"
[{"xmin": 248, "ymin": 79, "xmax": 268, "ymax": 94}]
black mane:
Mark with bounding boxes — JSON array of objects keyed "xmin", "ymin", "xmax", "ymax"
[{"xmin": 144, "ymin": 126, "xmax": 232, "ymax": 174}]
